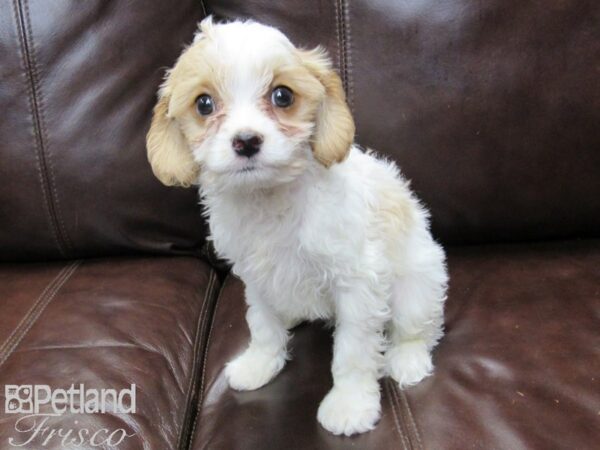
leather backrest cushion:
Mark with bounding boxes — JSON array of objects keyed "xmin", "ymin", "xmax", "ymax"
[
  {"xmin": 208, "ymin": 0, "xmax": 600, "ymax": 244},
  {"xmin": 2, "ymin": 0, "xmax": 598, "ymax": 261},
  {"xmin": 0, "ymin": 0, "xmax": 206, "ymax": 261}
]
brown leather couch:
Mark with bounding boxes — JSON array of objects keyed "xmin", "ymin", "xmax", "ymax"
[{"xmin": 1, "ymin": 1, "xmax": 598, "ymax": 449}]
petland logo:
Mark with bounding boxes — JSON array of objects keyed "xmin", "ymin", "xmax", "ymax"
[{"xmin": 4, "ymin": 384, "xmax": 136, "ymax": 448}]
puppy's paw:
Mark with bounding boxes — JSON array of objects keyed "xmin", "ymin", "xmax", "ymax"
[
  {"xmin": 225, "ymin": 347, "xmax": 286, "ymax": 391},
  {"xmin": 386, "ymin": 340, "xmax": 433, "ymax": 388},
  {"xmin": 317, "ymin": 384, "xmax": 381, "ymax": 436}
]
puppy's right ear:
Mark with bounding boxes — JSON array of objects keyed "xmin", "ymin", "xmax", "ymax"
[{"xmin": 146, "ymin": 89, "xmax": 199, "ymax": 187}]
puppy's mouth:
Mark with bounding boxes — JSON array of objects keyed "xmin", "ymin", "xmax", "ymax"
[{"xmin": 237, "ymin": 166, "xmax": 257, "ymax": 174}]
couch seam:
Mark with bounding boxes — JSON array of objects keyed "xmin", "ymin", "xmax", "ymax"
[
  {"xmin": 177, "ymin": 269, "xmax": 217, "ymax": 450},
  {"xmin": 199, "ymin": 0, "xmax": 208, "ymax": 17},
  {"xmin": 22, "ymin": 0, "xmax": 73, "ymax": 255},
  {"xmin": 0, "ymin": 261, "xmax": 81, "ymax": 369},
  {"xmin": 333, "ymin": 0, "xmax": 342, "ymax": 88},
  {"xmin": 11, "ymin": 0, "xmax": 64, "ymax": 256},
  {"xmin": 341, "ymin": 0, "xmax": 354, "ymax": 111},
  {"xmin": 0, "ymin": 263, "xmax": 70, "ymax": 358},
  {"xmin": 187, "ymin": 274, "xmax": 229, "ymax": 450},
  {"xmin": 334, "ymin": 0, "xmax": 354, "ymax": 110},
  {"xmin": 390, "ymin": 380, "xmax": 424, "ymax": 450},
  {"xmin": 333, "ymin": 0, "xmax": 346, "ymax": 94},
  {"xmin": 390, "ymin": 382, "xmax": 413, "ymax": 449},
  {"xmin": 400, "ymin": 390, "xmax": 424, "ymax": 450},
  {"xmin": 385, "ymin": 378, "xmax": 410, "ymax": 450}
]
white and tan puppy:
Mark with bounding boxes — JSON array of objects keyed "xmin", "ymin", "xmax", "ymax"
[{"xmin": 147, "ymin": 17, "xmax": 447, "ymax": 436}]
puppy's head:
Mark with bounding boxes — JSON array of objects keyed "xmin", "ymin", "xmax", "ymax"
[{"xmin": 146, "ymin": 17, "xmax": 354, "ymax": 190}]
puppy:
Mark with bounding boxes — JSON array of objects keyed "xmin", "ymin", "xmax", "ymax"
[{"xmin": 147, "ymin": 17, "xmax": 448, "ymax": 436}]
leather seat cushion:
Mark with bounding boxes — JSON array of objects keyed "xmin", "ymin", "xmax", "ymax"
[
  {"xmin": 0, "ymin": 257, "xmax": 219, "ymax": 450},
  {"xmin": 190, "ymin": 239, "xmax": 600, "ymax": 449}
]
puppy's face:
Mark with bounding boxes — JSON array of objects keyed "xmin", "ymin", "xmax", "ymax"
[{"xmin": 147, "ymin": 18, "xmax": 354, "ymax": 190}]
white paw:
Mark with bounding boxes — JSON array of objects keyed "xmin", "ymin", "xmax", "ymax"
[
  {"xmin": 225, "ymin": 347, "xmax": 286, "ymax": 391},
  {"xmin": 317, "ymin": 383, "xmax": 381, "ymax": 436},
  {"xmin": 386, "ymin": 340, "xmax": 433, "ymax": 388}
]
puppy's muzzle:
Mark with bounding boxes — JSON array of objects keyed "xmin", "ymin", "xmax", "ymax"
[{"xmin": 232, "ymin": 130, "xmax": 263, "ymax": 158}]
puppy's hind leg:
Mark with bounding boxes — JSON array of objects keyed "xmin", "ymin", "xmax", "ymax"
[{"xmin": 386, "ymin": 238, "xmax": 447, "ymax": 389}]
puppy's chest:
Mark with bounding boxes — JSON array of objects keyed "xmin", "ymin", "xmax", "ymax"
[
  {"xmin": 210, "ymin": 206, "xmax": 336, "ymax": 316},
  {"xmin": 216, "ymin": 218, "xmax": 331, "ymax": 283},
  {"xmin": 210, "ymin": 197, "xmax": 324, "ymax": 264},
  {"xmin": 246, "ymin": 242, "xmax": 335, "ymax": 319}
]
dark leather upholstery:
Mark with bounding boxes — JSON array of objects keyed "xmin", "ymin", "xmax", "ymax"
[
  {"xmin": 0, "ymin": 0, "xmax": 206, "ymax": 261},
  {"xmin": 1, "ymin": 1, "xmax": 598, "ymax": 449},
  {"xmin": 0, "ymin": 257, "xmax": 219, "ymax": 449},
  {"xmin": 209, "ymin": 0, "xmax": 600, "ymax": 244},
  {"xmin": 407, "ymin": 240, "xmax": 600, "ymax": 449},
  {"xmin": 191, "ymin": 240, "xmax": 600, "ymax": 450}
]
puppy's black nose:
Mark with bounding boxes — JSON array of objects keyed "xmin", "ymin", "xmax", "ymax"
[{"xmin": 232, "ymin": 131, "xmax": 263, "ymax": 158}]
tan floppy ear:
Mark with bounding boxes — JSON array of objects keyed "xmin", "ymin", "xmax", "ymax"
[
  {"xmin": 301, "ymin": 48, "xmax": 355, "ymax": 167},
  {"xmin": 146, "ymin": 90, "xmax": 199, "ymax": 187}
]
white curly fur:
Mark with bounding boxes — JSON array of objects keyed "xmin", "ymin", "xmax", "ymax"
[{"xmin": 147, "ymin": 18, "xmax": 448, "ymax": 436}]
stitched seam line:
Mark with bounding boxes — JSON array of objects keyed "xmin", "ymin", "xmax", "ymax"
[
  {"xmin": 177, "ymin": 270, "xmax": 218, "ymax": 450},
  {"xmin": 400, "ymin": 390, "xmax": 423, "ymax": 450},
  {"xmin": 386, "ymin": 379, "xmax": 410, "ymax": 450},
  {"xmin": 23, "ymin": 0, "xmax": 73, "ymax": 254},
  {"xmin": 0, "ymin": 261, "xmax": 81, "ymax": 369},
  {"xmin": 334, "ymin": 0, "xmax": 347, "ymax": 94},
  {"xmin": 339, "ymin": 0, "xmax": 348, "ymax": 93},
  {"xmin": 391, "ymin": 383, "xmax": 412, "ymax": 449},
  {"xmin": 390, "ymin": 381, "xmax": 422, "ymax": 450},
  {"xmin": 0, "ymin": 264, "xmax": 70, "ymax": 357},
  {"xmin": 199, "ymin": 0, "xmax": 208, "ymax": 17},
  {"xmin": 333, "ymin": 0, "xmax": 343, "ymax": 88},
  {"xmin": 11, "ymin": 0, "xmax": 62, "ymax": 255},
  {"xmin": 177, "ymin": 271, "xmax": 216, "ymax": 450},
  {"xmin": 14, "ymin": 0, "xmax": 71, "ymax": 257},
  {"xmin": 188, "ymin": 274, "xmax": 229, "ymax": 450},
  {"xmin": 342, "ymin": 0, "xmax": 354, "ymax": 110}
]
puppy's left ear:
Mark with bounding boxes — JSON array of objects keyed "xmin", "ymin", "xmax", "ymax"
[
  {"xmin": 300, "ymin": 48, "xmax": 355, "ymax": 167},
  {"xmin": 146, "ymin": 88, "xmax": 199, "ymax": 187}
]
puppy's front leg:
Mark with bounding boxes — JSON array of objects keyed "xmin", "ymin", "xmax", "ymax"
[
  {"xmin": 225, "ymin": 285, "xmax": 289, "ymax": 391},
  {"xmin": 317, "ymin": 285, "xmax": 388, "ymax": 436}
]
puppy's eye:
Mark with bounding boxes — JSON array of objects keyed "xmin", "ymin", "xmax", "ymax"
[
  {"xmin": 271, "ymin": 86, "xmax": 294, "ymax": 108},
  {"xmin": 196, "ymin": 94, "xmax": 214, "ymax": 116}
]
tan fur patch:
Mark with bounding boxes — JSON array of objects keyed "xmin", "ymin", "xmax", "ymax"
[
  {"xmin": 146, "ymin": 39, "xmax": 223, "ymax": 187},
  {"xmin": 146, "ymin": 95, "xmax": 199, "ymax": 187},
  {"xmin": 297, "ymin": 48, "xmax": 355, "ymax": 167}
]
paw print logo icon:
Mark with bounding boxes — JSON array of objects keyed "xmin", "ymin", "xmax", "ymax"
[{"xmin": 4, "ymin": 385, "xmax": 33, "ymax": 414}]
